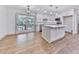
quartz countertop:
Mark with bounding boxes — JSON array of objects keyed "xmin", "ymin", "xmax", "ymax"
[{"xmin": 44, "ymin": 25, "xmax": 66, "ymax": 28}]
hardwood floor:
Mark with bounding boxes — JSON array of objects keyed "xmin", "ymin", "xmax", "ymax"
[{"xmin": 0, "ymin": 32, "xmax": 79, "ymax": 54}]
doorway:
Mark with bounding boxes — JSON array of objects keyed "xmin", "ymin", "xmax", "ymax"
[{"xmin": 63, "ymin": 15, "xmax": 73, "ymax": 33}]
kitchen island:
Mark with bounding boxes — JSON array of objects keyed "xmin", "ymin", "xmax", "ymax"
[{"xmin": 42, "ymin": 25, "xmax": 65, "ymax": 43}]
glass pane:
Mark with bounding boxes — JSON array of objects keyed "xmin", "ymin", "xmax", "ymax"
[
  {"xmin": 16, "ymin": 15, "xmax": 26, "ymax": 32},
  {"xmin": 26, "ymin": 16, "xmax": 36, "ymax": 32},
  {"xmin": 16, "ymin": 14, "xmax": 36, "ymax": 33}
]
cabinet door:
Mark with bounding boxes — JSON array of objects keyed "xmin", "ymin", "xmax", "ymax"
[
  {"xmin": 42, "ymin": 26, "xmax": 50, "ymax": 42},
  {"xmin": 45, "ymin": 28, "xmax": 50, "ymax": 41},
  {"xmin": 42, "ymin": 26, "xmax": 46, "ymax": 37},
  {"xmin": 50, "ymin": 28, "xmax": 57, "ymax": 41}
]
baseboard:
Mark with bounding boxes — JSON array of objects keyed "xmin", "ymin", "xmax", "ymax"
[
  {"xmin": 6, "ymin": 31, "xmax": 36, "ymax": 36},
  {"xmin": 65, "ymin": 31, "xmax": 72, "ymax": 34},
  {"xmin": 0, "ymin": 34, "xmax": 7, "ymax": 40}
]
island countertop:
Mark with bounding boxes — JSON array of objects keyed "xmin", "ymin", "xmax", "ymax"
[{"xmin": 44, "ymin": 25, "xmax": 66, "ymax": 28}]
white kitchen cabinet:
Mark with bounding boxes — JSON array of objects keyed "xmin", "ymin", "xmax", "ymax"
[{"xmin": 42, "ymin": 25, "xmax": 65, "ymax": 43}]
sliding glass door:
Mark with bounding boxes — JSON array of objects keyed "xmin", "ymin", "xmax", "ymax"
[
  {"xmin": 16, "ymin": 14, "xmax": 36, "ymax": 33},
  {"xmin": 26, "ymin": 16, "xmax": 36, "ymax": 32}
]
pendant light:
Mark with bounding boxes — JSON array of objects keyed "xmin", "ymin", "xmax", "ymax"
[
  {"xmin": 27, "ymin": 5, "xmax": 30, "ymax": 15},
  {"xmin": 49, "ymin": 5, "xmax": 53, "ymax": 7},
  {"xmin": 49, "ymin": 5, "xmax": 54, "ymax": 16},
  {"xmin": 55, "ymin": 6, "xmax": 58, "ymax": 18}
]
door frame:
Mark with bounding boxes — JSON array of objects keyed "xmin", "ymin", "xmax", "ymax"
[{"xmin": 63, "ymin": 15, "xmax": 73, "ymax": 33}]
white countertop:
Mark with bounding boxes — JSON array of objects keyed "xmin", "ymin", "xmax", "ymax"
[{"xmin": 44, "ymin": 25, "xmax": 66, "ymax": 28}]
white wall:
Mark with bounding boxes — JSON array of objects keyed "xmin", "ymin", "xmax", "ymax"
[
  {"xmin": 0, "ymin": 6, "xmax": 8, "ymax": 39},
  {"xmin": 59, "ymin": 9, "xmax": 78, "ymax": 34},
  {"xmin": 7, "ymin": 7, "xmax": 26, "ymax": 34},
  {"xmin": 74, "ymin": 9, "xmax": 79, "ymax": 33},
  {"xmin": 77, "ymin": 15, "xmax": 79, "ymax": 33},
  {"xmin": 77, "ymin": 15, "xmax": 79, "ymax": 24},
  {"xmin": 72, "ymin": 10, "xmax": 78, "ymax": 34}
]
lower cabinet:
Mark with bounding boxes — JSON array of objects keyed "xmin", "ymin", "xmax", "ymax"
[{"xmin": 42, "ymin": 26, "xmax": 65, "ymax": 43}]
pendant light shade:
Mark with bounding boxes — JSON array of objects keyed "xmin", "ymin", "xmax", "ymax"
[{"xmin": 27, "ymin": 5, "xmax": 30, "ymax": 15}]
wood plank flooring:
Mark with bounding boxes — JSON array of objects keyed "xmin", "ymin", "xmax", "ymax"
[{"xmin": 0, "ymin": 32, "xmax": 79, "ymax": 54}]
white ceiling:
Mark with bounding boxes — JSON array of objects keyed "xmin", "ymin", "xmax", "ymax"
[{"xmin": 6, "ymin": 5, "xmax": 79, "ymax": 15}]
